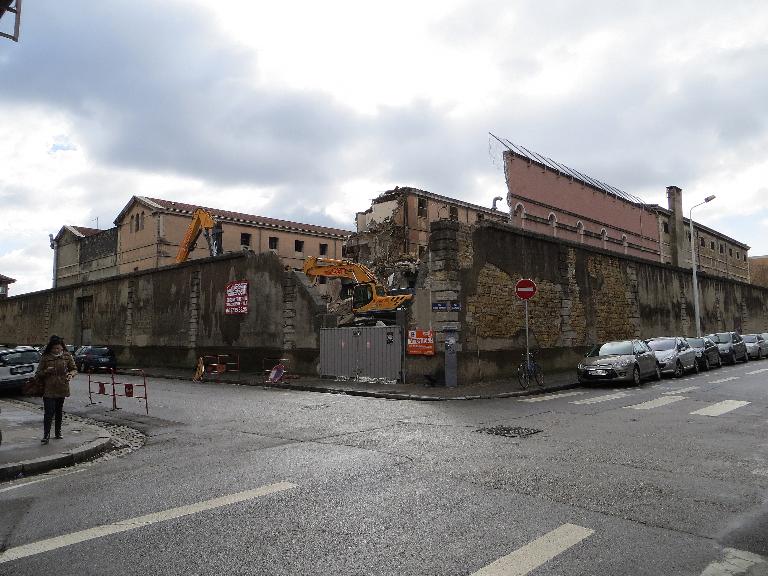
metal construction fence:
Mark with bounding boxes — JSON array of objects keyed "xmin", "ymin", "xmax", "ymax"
[
  {"xmin": 319, "ymin": 326, "xmax": 403, "ymax": 381},
  {"xmin": 87, "ymin": 368, "xmax": 149, "ymax": 414}
]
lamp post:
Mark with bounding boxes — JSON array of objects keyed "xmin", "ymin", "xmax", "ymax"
[{"xmin": 689, "ymin": 195, "xmax": 716, "ymax": 337}]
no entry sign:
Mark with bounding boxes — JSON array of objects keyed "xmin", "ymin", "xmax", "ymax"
[{"xmin": 515, "ymin": 278, "xmax": 537, "ymax": 300}]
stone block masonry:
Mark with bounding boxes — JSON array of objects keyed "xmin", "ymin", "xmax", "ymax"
[
  {"xmin": 0, "ymin": 252, "xmax": 334, "ymax": 374},
  {"xmin": 414, "ymin": 219, "xmax": 768, "ymax": 384}
]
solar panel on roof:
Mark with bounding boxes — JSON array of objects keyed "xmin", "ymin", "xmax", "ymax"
[{"xmin": 497, "ymin": 138, "xmax": 647, "ymax": 206}]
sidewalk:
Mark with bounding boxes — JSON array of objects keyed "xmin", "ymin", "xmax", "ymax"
[
  {"xmin": 120, "ymin": 366, "xmax": 580, "ymax": 401},
  {"xmin": 0, "ymin": 400, "xmax": 113, "ymax": 481}
]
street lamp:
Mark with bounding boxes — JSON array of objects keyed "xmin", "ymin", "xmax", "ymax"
[{"xmin": 689, "ymin": 195, "xmax": 716, "ymax": 337}]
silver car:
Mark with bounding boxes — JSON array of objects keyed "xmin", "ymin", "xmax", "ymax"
[
  {"xmin": 646, "ymin": 337, "xmax": 698, "ymax": 378},
  {"xmin": 0, "ymin": 347, "xmax": 41, "ymax": 393},
  {"xmin": 743, "ymin": 334, "xmax": 766, "ymax": 360},
  {"xmin": 577, "ymin": 340, "xmax": 661, "ymax": 385}
]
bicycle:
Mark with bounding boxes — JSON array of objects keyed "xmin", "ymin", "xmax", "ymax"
[{"xmin": 517, "ymin": 351, "xmax": 544, "ymax": 389}]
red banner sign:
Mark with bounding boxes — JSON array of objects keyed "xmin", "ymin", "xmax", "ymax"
[
  {"xmin": 225, "ymin": 280, "xmax": 249, "ymax": 314},
  {"xmin": 407, "ymin": 329, "xmax": 435, "ymax": 356}
]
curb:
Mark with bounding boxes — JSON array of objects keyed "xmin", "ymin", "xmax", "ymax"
[
  {"xmin": 0, "ymin": 427, "xmax": 114, "ymax": 482},
  {"xmin": 117, "ymin": 369, "xmax": 579, "ymax": 401}
]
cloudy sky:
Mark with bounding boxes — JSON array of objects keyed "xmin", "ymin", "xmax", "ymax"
[{"xmin": 2, "ymin": 1, "xmax": 767, "ymax": 294}]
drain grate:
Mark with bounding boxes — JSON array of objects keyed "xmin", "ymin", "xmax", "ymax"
[{"xmin": 476, "ymin": 425, "xmax": 542, "ymax": 438}]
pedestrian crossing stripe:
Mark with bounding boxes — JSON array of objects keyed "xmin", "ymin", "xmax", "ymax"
[
  {"xmin": 625, "ymin": 396, "xmax": 686, "ymax": 410},
  {"xmin": 518, "ymin": 391, "xmax": 585, "ymax": 403},
  {"xmin": 690, "ymin": 400, "xmax": 750, "ymax": 417},
  {"xmin": 570, "ymin": 392, "xmax": 630, "ymax": 405},
  {"xmin": 662, "ymin": 386, "xmax": 699, "ymax": 395}
]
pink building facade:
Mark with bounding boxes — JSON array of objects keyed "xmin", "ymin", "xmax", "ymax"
[
  {"xmin": 502, "ymin": 144, "xmax": 750, "ymax": 281},
  {"xmin": 504, "ymin": 149, "xmax": 660, "ymax": 259}
]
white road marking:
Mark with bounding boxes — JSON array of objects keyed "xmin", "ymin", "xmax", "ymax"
[
  {"xmin": 0, "ymin": 468, "xmax": 85, "ymax": 494},
  {"xmin": 625, "ymin": 395, "xmax": 687, "ymax": 410},
  {"xmin": 0, "ymin": 481, "xmax": 297, "ymax": 564},
  {"xmin": 570, "ymin": 392, "xmax": 630, "ymax": 405},
  {"xmin": 746, "ymin": 368, "xmax": 768, "ymax": 375},
  {"xmin": 471, "ymin": 523, "xmax": 594, "ymax": 576},
  {"xmin": 663, "ymin": 386, "xmax": 699, "ymax": 395},
  {"xmin": 708, "ymin": 377, "xmax": 740, "ymax": 384},
  {"xmin": 519, "ymin": 391, "xmax": 586, "ymax": 403},
  {"xmin": 699, "ymin": 547, "xmax": 768, "ymax": 575},
  {"xmin": 691, "ymin": 400, "xmax": 751, "ymax": 417}
]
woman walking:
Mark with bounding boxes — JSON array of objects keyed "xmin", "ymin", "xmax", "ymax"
[{"xmin": 36, "ymin": 336, "xmax": 77, "ymax": 444}]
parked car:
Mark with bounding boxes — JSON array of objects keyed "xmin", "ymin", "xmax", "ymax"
[
  {"xmin": 646, "ymin": 337, "xmax": 698, "ymax": 377},
  {"xmin": 743, "ymin": 334, "xmax": 767, "ymax": 360},
  {"xmin": 577, "ymin": 340, "xmax": 660, "ymax": 385},
  {"xmin": 707, "ymin": 332, "xmax": 749, "ymax": 364},
  {"xmin": 74, "ymin": 346, "xmax": 117, "ymax": 372},
  {"xmin": 0, "ymin": 347, "xmax": 41, "ymax": 393},
  {"xmin": 684, "ymin": 337, "xmax": 722, "ymax": 371}
]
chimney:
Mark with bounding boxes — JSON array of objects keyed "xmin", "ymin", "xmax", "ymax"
[{"xmin": 666, "ymin": 186, "xmax": 685, "ymax": 267}]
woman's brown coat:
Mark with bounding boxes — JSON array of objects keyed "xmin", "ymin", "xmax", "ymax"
[{"xmin": 36, "ymin": 352, "xmax": 77, "ymax": 398}]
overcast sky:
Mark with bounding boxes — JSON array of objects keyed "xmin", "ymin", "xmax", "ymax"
[{"xmin": 2, "ymin": 1, "xmax": 767, "ymax": 294}]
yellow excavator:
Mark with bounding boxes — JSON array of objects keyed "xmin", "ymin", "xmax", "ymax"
[
  {"xmin": 175, "ymin": 208, "xmax": 223, "ymax": 263},
  {"xmin": 303, "ymin": 256, "xmax": 413, "ymax": 322}
]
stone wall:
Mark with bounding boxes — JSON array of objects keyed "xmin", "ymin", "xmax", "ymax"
[
  {"xmin": 409, "ymin": 220, "xmax": 768, "ymax": 384},
  {"xmin": 0, "ymin": 252, "xmax": 332, "ymax": 374}
]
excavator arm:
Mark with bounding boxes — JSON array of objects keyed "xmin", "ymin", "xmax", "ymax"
[
  {"xmin": 302, "ymin": 256, "xmax": 378, "ymax": 284},
  {"xmin": 175, "ymin": 208, "xmax": 223, "ymax": 263},
  {"xmin": 303, "ymin": 256, "xmax": 412, "ymax": 320}
]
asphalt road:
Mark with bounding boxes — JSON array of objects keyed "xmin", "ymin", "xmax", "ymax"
[{"xmin": 1, "ymin": 359, "xmax": 768, "ymax": 575}]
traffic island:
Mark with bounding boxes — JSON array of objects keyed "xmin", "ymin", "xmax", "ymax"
[{"xmin": 0, "ymin": 400, "xmax": 113, "ymax": 482}]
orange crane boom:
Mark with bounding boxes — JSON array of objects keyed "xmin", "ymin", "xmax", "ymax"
[{"xmin": 175, "ymin": 208, "xmax": 223, "ymax": 263}]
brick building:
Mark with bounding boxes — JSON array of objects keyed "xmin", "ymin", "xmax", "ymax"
[
  {"xmin": 349, "ymin": 186, "xmax": 508, "ymax": 262},
  {"xmin": 51, "ymin": 225, "xmax": 118, "ymax": 288},
  {"xmin": 114, "ymin": 197, "xmax": 351, "ymax": 274},
  {"xmin": 0, "ymin": 274, "xmax": 15, "ymax": 299}
]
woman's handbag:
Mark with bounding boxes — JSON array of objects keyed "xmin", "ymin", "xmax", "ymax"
[{"xmin": 22, "ymin": 375, "xmax": 43, "ymax": 397}]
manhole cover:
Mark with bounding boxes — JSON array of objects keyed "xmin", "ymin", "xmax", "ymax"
[{"xmin": 476, "ymin": 426, "xmax": 542, "ymax": 438}]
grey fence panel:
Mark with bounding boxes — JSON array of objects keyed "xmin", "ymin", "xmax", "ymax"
[{"xmin": 320, "ymin": 326, "xmax": 402, "ymax": 381}]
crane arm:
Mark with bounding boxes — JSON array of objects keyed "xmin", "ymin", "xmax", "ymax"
[
  {"xmin": 175, "ymin": 208, "xmax": 218, "ymax": 263},
  {"xmin": 302, "ymin": 256, "xmax": 378, "ymax": 284}
]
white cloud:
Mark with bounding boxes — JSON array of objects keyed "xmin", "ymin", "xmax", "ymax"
[{"xmin": 3, "ymin": 0, "xmax": 768, "ymax": 294}]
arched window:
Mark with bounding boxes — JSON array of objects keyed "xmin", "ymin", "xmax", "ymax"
[
  {"xmin": 576, "ymin": 221, "xmax": 585, "ymax": 244},
  {"xmin": 548, "ymin": 213, "xmax": 557, "ymax": 238},
  {"xmin": 130, "ymin": 215, "xmax": 135, "ymax": 233},
  {"xmin": 140, "ymin": 212, "xmax": 145, "ymax": 231},
  {"xmin": 600, "ymin": 229, "xmax": 607, "ymax": 250},
  {"xmin": 622, "ymin": 234, "xmax": 628, "ymax": 255},
  {"xmin": 134, "ymin": 214, "xmax": 139, "ymax": 232}
]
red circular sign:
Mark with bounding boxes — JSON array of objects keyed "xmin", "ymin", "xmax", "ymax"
[{"xmin": 515, "ymin": 278, "xmax": 537, "ymax": 300}]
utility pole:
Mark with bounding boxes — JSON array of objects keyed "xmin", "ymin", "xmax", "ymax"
[{"xmin": 689, "ymin": 195, "xmax": 716, "ymax": 337}]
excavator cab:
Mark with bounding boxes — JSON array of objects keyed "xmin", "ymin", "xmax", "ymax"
[{"xmin": 352, "ymin": 283, "xmax": 375, "ymax": 310}]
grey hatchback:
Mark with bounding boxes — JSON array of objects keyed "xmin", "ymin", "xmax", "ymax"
[
  {"xmin": 685, "ymin": 337, "xmax": 722, "ymax": 371},
  {"xmin": 577, "ymin": 340, "xmax": 661, "ymax": 386},
  {"xmin": 707, "ymin": 332, "xmax": 749, "ymax": 364},
  {"xmin": 646, "ymin": 337, "xmax": 698, "ymax": 377}
]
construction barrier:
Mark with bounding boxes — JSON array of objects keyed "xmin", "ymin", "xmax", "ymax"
[
  {"xmin": 262, "ymin": 357, "xmax": 300, "ymax": 383},
  {"xmin": 88, "ymin": 368, "xmax": 149, "ymax": 414},
  {"xmin": 193, "ymin": 354, "xmax": 240, "ymax": 382}
]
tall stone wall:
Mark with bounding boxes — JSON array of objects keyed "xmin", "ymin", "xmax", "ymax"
[
  {"xmin": 414, "ymin": 220, "xmax": 768, "ymax": 383},
  {"xmin": 0, "ymin": 252, "xmax": 331, "ymax": 374}
]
